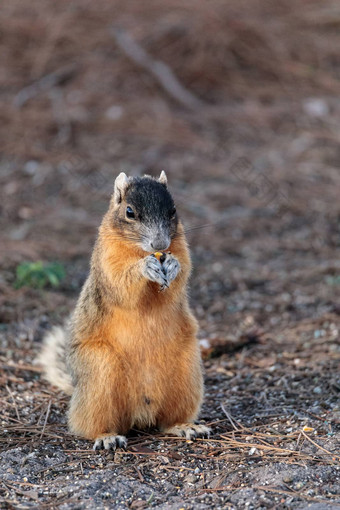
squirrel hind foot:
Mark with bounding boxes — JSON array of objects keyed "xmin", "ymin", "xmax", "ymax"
[
  {"xmin": 162, "ymin": 423, "xmax": 211, "ymax": 440},
  {"xmin": 93, "ymin": 434, "xmax": 127, "ymax": 451}
]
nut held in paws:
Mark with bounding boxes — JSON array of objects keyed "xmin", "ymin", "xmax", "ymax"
[{"xmin": 153, "ymin": 251, "xmax": 167, "ymax": 263}]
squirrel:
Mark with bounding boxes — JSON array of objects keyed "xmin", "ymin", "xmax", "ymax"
[{"xmin": 38, "ymin": 171, "xmax": 211, "ymax": 450}]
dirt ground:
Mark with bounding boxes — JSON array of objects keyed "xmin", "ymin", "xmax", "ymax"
[{"xmin": 0, "ymin": 0, "xmax": 340, "ymax": 508}]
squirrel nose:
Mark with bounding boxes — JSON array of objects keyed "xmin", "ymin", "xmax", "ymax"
[
  {"xmin": 151, "ymin": 242, "xmax": 168, "ymax": 251},
  {"xmin": 151, "ymin": 238, "xmax": 170, "ymax": 251}
]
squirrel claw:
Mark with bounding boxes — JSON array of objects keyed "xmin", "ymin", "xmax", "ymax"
[
  {"xmin": 93, "ymin": 434, "xmax": 127, "ymax": 451},
  {"xmin": 159, "ymin": 280, "xmax": 169, "ymax": 292},
  {"xmin": 162, "ymin": 424, "xmax": 211, "ymax": 441},
  {"xmin": 143, "ymin": 255, "xmax": 168, "ymax": 287}
]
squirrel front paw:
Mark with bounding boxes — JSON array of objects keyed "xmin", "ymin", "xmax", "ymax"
[
  {"xmin": 162, "ymin": 253, "xmax": 180, "ymax": 283},
  {"xmin": 142, "ymin": 255, "xmax": 168, "ymax": 288}
]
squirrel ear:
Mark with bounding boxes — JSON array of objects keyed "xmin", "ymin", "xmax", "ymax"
[
  {"xmin": 113, "ymin": 172, "xmax": 129, "ymax": 204},
  {"xmin": 158, "ymin": 170, "xmax": 168, "ymax": 187}
]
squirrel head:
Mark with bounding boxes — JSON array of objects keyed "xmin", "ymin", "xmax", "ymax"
[{"xmin": 110, "ymin": 172, "xmax": 178, "ymax": 253}]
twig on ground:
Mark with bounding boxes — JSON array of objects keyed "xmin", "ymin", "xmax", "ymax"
[
  {"xmin": 5, "ymin": 385, "xmax": 21, "ymax": 422},
  {"xmin": 111, "ymin": 28, "xmax": 206, "ymax": 111},
  {"xmin": 1, "ymin": 481, "xmax": 39, "ymax": 501},
  {"xmin": 3, "ymin": 362, "xmax": 44, "ymax": 373},
  {"xmin": 221, "ymin": 405, "xmax": 241, "ymax": 431},
  {"xmin": 40, "ymin": 400, "xmax": 52, "ymax": 439},
  {"xmin": 256, "ymin": 485, "xmax": 340, "ymax": 503},
  {"xmin": 300, "ymin": 429, "xmax": 340, "ymax": 461},
  {"xmin": 13, "ymin": 64, "xmax": 77, "ymax": 108}
]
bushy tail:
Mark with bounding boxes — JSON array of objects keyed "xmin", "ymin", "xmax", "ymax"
[{"xmin": 37, "ymin": 326, "xmax": 73, "ymax": 395}]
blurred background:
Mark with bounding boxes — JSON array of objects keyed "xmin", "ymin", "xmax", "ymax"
[
  {"xmin": 1, "ymin": 1, "xmax": 340, "ymax": 506},
  {"xmin": 1, "ymin": 0, "xmax": 339, "ymax": 334}
]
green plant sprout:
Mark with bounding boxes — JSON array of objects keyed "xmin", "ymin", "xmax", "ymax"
[{"xmin": 14, "ymin": 261, "xmax": 65, "ymax": 289}]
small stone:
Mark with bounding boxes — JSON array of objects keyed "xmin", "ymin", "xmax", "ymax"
[
  {"xmin": 283, "ymin": 475, "xmax": 293, "ymax": 483},
  {"xmin": 105, "ymin": 105, "xmax": 123, "ymax": 120},
  {"xmin": 184, "ymin": 473, "xmax": 197, "ymax": 484},
  {"xmin": 24, "ymin": 160, "xmax": 40, "ymax": 175},
  {"xmin": 18, "ymin": 207, "xmax": 33, "ymax": 219},
  {"xmin": 159, "ymin": 455, "xmax": 169, "ymax": 464},
  {"xmin": 303, "ymin": 98, "xmax": 329, "ymax": 117}
]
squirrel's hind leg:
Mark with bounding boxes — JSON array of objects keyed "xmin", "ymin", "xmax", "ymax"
[
  {"xmin": 68, "ymin": 342, "xmax": 132, "ymax": 447},
  {"xmin": 161, "ymin": 423, "xmax": 211, "ymax": 440}
]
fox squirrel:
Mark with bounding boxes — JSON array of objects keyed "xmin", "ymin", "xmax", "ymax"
[{"xmin": 38, "ymin": 171, "xmax": 210, "ymax": 450}]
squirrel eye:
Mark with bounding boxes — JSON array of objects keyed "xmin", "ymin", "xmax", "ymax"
[
  {"xmin": 126, "ymin": 206, "xmax": 135, "ymax": 219},
  {"xmin": 170, "ymin": 207, "xmax": 176, "ymax": 218}
]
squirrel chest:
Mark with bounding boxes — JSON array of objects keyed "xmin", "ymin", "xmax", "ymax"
[{"xmin": 91, "ymin": 304, "xmax": 194, "ymax": 427}]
